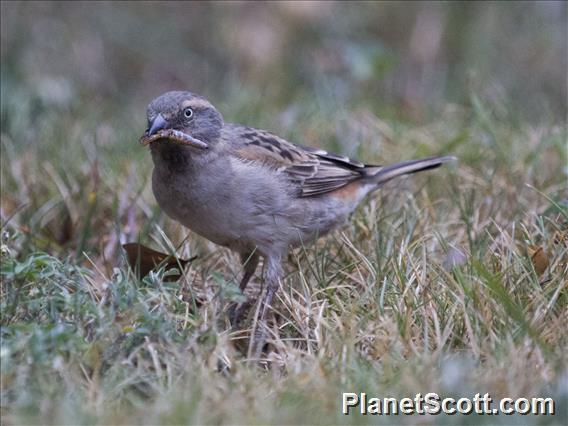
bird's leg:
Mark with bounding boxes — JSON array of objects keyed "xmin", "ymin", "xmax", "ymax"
[
  {"xmin": 239, "ymin": 251, "xmax": 260, "ymax": 292},
  {"xmin": 228, "ymin": 251, "xmax": 259, "ymax": 326},
  {"xmin": 251, "ymin": 255, "xmax": 282, "ymax": 360}
]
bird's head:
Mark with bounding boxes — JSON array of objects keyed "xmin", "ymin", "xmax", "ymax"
[{"xmin": 140, "ymin": 91, "xmax": 223, "ymax": 151}]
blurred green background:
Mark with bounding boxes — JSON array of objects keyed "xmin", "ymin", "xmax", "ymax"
[{"xmin": 2, "ymin": 1, "xmax": 566, "ymax": 127}]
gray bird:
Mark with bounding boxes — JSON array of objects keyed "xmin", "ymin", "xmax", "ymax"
[{"xmin": 141, "ymin": 91, "xmax": 455, "ymax": 357}]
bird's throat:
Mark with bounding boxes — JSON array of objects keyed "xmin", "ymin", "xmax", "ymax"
[{"xmin": 151, "ymin": 143, "xmax": 192, "ymax": 172}]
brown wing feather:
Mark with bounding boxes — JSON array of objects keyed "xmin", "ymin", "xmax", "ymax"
[{"xmin": 229, "ymin": 124, "xmax": 367, "ymax": 197}]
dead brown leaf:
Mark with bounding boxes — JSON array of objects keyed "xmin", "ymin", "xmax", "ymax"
[
  {"xmin": 527, "ymin": 245, "xmax": 550, "ymax": 276},
  {"xmin": 122, "ymin": 243, "xmax": 196, "ymax": 281}
]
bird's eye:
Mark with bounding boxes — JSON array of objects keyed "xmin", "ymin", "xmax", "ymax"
[{"xmin": 183, "ymin": 107, "xmax": 193, "ymax": 119}]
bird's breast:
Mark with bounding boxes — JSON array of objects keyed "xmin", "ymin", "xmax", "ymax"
[{"xmin": 151, "ymin": 160, "xmax": 240, "ymax": 246}]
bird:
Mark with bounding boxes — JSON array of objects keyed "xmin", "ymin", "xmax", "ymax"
[{"xmin": 140, "ymin": 90, "xmax": 455, "ymax": 357}]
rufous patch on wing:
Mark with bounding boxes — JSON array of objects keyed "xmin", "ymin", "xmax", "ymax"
[{"xmin": 330, "ymin": 181, "xmax": 366, "ymax": 203}]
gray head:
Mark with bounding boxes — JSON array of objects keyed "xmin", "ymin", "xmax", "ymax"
[{"xmin": 141, "ymin": 91, "xmax": 224, "ymax": 151}]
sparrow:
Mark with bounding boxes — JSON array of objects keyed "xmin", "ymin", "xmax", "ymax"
[{"xmin": 140, "ymin": 91, "xmax": 455, "ymax": 357}]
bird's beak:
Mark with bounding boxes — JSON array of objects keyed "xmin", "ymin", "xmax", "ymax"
[
  {"xmin": 148, "ymin": 113, "xmax": 167, "ymax": 136},
  {"xmin": 139, "ymin": 113, "xmax": 209, "ymax": 149}
]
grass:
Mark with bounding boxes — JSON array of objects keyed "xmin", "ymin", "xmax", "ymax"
[{"xmin": 1, "ymin": 81, "xmax": 567, "ymax": 424}]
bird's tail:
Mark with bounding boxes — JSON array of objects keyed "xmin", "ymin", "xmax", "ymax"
[{"xmin": 364, "ymin": 156, "xmax": 456, "ymax": 187}]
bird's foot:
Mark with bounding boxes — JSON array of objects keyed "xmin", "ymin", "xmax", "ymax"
[
  {"xmin": 228, "ymin": 300, "xmax": 254, "ymax": 328},
  {"xmin": 251, "ymin": 320, "xmax": 270, "ymax": 361}
]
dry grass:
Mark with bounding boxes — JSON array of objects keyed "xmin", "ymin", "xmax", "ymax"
[{"xmin": 1, "ymin": 95, "xmax": 566, "ymax": 424}]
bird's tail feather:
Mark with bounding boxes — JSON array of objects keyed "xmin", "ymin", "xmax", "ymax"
[{"xmin": 365, "ymin": 156, "xmax": 456, "ymax": 186}]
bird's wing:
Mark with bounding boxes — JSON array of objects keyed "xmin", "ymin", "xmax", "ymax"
[{"xmin": 229, "ymin": 125, "xmax": 368, "ymax": 197}]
